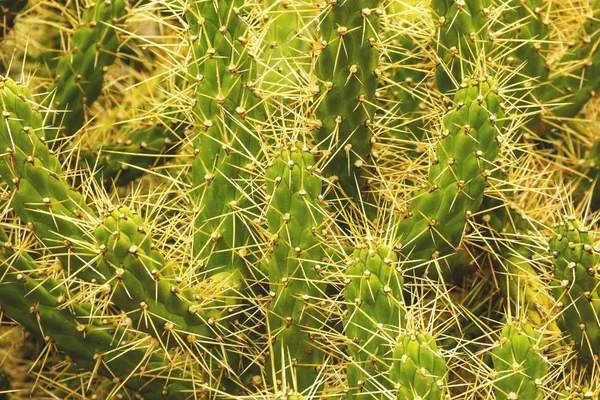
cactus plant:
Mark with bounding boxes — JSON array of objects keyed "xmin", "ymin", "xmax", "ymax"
[{"xmin": 0, "ymin": 0, "xmax": 599, "ymax": 398}]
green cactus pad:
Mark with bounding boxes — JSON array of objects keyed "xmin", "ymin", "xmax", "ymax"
[
  {"xmin": 48, "ymin": 0, "xmax": 126, "ymax": 139},
  {"xmin": 263, "ymin": 142, "xmax": 327, "ymax": 391},
  {"xmin": 344, "ymin": 243, "xmax": 404, "ymax": 397},
  {"xmin": 0, "ymin": 77, "xmax": 100, "ymax": 281},
  {"xmin": 491, "ymin": 321, "xmax": 549, "ymax": 400},
  {"xmin": 431, "ymin": 0, "xmax": 492, "ymax": 93},
  {"xmin": 394, "ymin": 76, "xmax": 505, "ymax": 277},
  {"xmin": 550, "ymin": 218, "xmax": 600, "ymax": 366},
  {"xmin": 543, "ymin": 0, "xmax": 600, "ymax": 119},
  {"xmin": 390, "ymin": 331, "xmax": 448, "ymax": 399},
  {"xmin": 187, "ymin": 0, "xmax": 260, "ymax": 282},
  {"xmin": 313, "ymin": 0, "xmax": 381, "ymax": 199},
  {"xmin": 0, "ymin": 227, "xmax": 192, "ymax": 399}
]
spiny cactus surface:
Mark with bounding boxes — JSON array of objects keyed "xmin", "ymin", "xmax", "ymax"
[{"xmin": 0, "ymin": 0, "xmax": 599, "ymax": 398}]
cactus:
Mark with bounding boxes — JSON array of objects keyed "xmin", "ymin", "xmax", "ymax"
[
  {"xmin": 0, "ymin": 0, "xmax": 600, "ymax": 398},
  {"xmin": 343, "ymin": 243, "xmax": 404, "ymax": 397},
  {"xmin": 313, "ymin": 0, "xmax": 381, "ymax": 199},
  {"xmin": 263, "ymin": 142, "xmax": 328, "ymax": 391},
  {"xmin": 491, "ymin": 320, "xmax": 549, "ymax": 400},
  {"xmin": 0, "ymin": 226, "xmax": 193, "ymax": 399},
  {"xmin": 390, "ymin": 330, "xmax": 448, "ymax": 399},
  {"xmin": 394, "ymin": 75, "xmax": 505, "ymax": 277},
  {"xmin": 550, "ymin": 217, "xmax": 600, "ymax": 367},
  {"xmin": 47, "ymin": 0, "xmax": 127, "ymax": 139},
  {"xmin": 542, "ymin": 0, "xmax": 600, "ymax": 119},
  {"xmin": 431, "ymin": 0, "xmax": 492, "ymax": 93}
]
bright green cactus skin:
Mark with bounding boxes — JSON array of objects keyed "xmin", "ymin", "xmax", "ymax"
[
  {"xmin": 263, "ymin": 142, "xmax": 326, "ymax": 391},
  {"xmin": 543, "ymin": 0, "xmax": 600, "ymax": 119},
  {"xmin": 313, "ymin": 0, "xmax": 381, "ymax": 199},
  {"xmin": 259, "ymin": 0, "xmax": 308, "ymax": 95},
  {"xmin": 344, "ymin": 244, "xmax": 404, "ymax": 398},
  {"xmin": 492, "ymin": 322, "xmax": 548, "ymax": 400},
  {"xmin": 0, "ymin": 228, "xmax": 192, "ymax": 400},
  {"xmin": 0, "ymin": 0, "xmax": 27, "ymax": 39},
  {"xmin": 48, "ymin": 0, "xmax": 126, "ymax": 139},
  {"xmin": 0, "ymin": 77, "xmax": 99, "ymax": 281},
  {"xmin": 394, "ymin": 77, "xmax": 505, "ymax": 277},
  {"xmin": 550, "ymin": 218, "xmax": 600, "ymax": 366},
  {"xmin": 384, "ymin": 30, "xmax": 428, "ymax": 143},
  {"xmin": 498, "ymin": 0, "xmax": 551, "ymax": 107},
  {"xmin": 390, "ymin": 331, "xmax": 447, "ymax": 400},
  {"xmin": 187, "ymin": 0, "xmax": 259, "ymax": 282},
  {"xmin": 431, "ymin": 0, "xmax": 492, "ymax": 93}
]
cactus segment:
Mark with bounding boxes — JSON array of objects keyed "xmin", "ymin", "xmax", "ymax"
[
  {"xmin": 543, "ymin": 0, "xmax": 600, "ymax": 119},
  {"xmin": 313, "ymin": 0, "xmax": 381, "ymax": 199},
  {"xmin": 383, "ymin": 29, "xmax": 429, "ymax": 143},
  {"xmin": 394, "ymin": 76, "xmax": 505, "ymax": 277},
  {"xmin": 491, "ymin": 321, "xmax": 548, "ymax": 400},
  {"xmin": 0, "ymin": 228, "xmax": 192, "ymax": 400},
  {"xmin": 0, "ymin": 0, "xmax": 28, "ymax": 39},
  {"xmin": 258, "ymin": 0, "xmax": 308, "ymax": 95},
  {"xmin": 431, "ymin": 0, "xmax": 492, "ymax": 93},
  {"xmin": 550, "ymin": 218, "xmax": 600, "ymax": 366},
  {"xmin": 48, "ymin": 0, "xmax": 126, "ymax": 139},
  {"xmin": 263, "ymin": 142, "xmax": 326, "ymax": 391},
  {"xmin": 95, "ymin": 206, "xmax": 241, "ymax": 347},
  {"xmin": 496, "ymin": 0, "xmax": 551, "ymax": 106},
  {"xmin": 344, "ymin": 243, "xmax": 404, "ymax": 397},
  {"xmin": 187, "ymin": 0, "xmax": 260, "ymax": 280},
  {"xmin": 390, "ymin": 331, "xmax": 448, "ymax": 400},
  {"xmin": 0, "ymin": 77, "xmax": 100, "ymax": 281}
]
